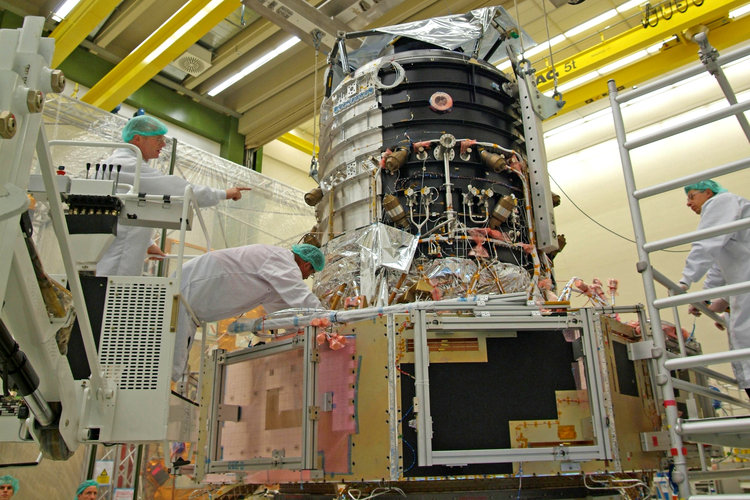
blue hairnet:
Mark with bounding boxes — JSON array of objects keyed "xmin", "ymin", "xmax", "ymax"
[
  {"xmin": 0, "ymin": 475, "xmax": 18, "ymax": 493},
  {"xmin": 75, "ymin": 480, "xmax": 98, "ymax": 497},
  {"xmin": 292, "ymin": 244, "xmax": 325, "ymax": 272},
  {"xmin": 684, "ymin": 180, "xmax": 726, "ymax": 195},
  {"xmin": 122, "ymin": 115, "xmax": 168, "ymax": 142}
]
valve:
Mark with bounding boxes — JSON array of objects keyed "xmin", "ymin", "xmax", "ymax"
[
  {"xmin": 383, "ymin": 194, "xmax": 409, "ymax": 229},
  {"xmin": 489, "ymin": 194, "xmax": 516, "ymax": 229},
  {"xmin": 480, "ymin": 150, "xmax": 507, "ymax": 173},
  {"xmin": 383, "ymin": 147, "xmax": 409, "ymax": 174},
  {"xmin": 304, "ymin": 186, "xmax": 323, "ymax": 206}
]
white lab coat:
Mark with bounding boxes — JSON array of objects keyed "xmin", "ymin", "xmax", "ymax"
[
  {"xmin": 96, "ymin": 148, "xmax": 226, "ymax": 276},
  {"xmin": 680, "ymin": 191, "xmax": 750, "ymax": 388},
  {"xmin": 172, "ymin": 244, "xmax": 323, "ymax": 380}
]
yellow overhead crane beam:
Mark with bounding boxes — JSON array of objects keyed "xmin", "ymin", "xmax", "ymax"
[
  {"xmin": 279, "ymin": 132, "xmax": 318, "ymax": 156},
  {"xmin": 82, "ymin": 0, "xmax": 239, "ymax": 112},
  {"xmin": 555, "ymin": 13, "xmax": 750, "ymax": 117},
  {"xmin": 532, "ymin": 0, "xmax": 748, "ymax": 116},
  {"xmin": 49, "ymin": 0, "xmax": 121, "ymax": 68}
]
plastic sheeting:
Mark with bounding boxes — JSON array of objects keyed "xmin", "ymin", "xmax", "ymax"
[
  {"xmin": 334, "ymin": 6, "xmax": 534, "ymax": 77},
  {"xmin": 35, "ymin": 94, "xmax": 315, "ymax": 275}
]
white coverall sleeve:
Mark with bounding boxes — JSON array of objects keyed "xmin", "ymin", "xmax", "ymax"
[
  {"xmin": 163, "ymin": 175, "xmax": 226, "ymax": 207},
  {"xmin": 703, "ymin": 264, "xmax": 725, "ymax": 290},
  {"xmin": 259, "ymin": 253, "xmax": 323, "ymax": 312},
  {"xmin": 681, "ymin": 194, "xmax": 741, "ymax": 286}
]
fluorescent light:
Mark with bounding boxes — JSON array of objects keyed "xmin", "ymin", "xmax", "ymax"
[
  {"xmin": 616, "ymin": 0, "xmax": 643, "ymax": 13},
  {"xmin": 544, "ymin": 108, "xmax": 612, "ymax": 138},
  {"xmin": 598, "ymin": 50, "xmax": 648, "ymax": 74},
  {"xmin": 524, "ymin": 34, "xmax": 566, "ymax": 58},
  {"xmin": 208, "ymin": 37, "xmax": 301, "ymax": 96},
  {"xmin": 143, "ymin": 0, "xmax": 224, "ymax": 65},
  {"xmin": 554, "ymin": 71, "xmax": 599, "ymax": 92},
  {"xmin": 729, "ymin": 3, "xmax": 750, "ymax": 18},
  {"xmin": 51, "ymin": 0, "xmax": 82, "ymax": 21},
  {"xmin": 496, "ymin": 59, "xmax": 512, "ymax": 71},
  {"xmin": 564, "ymin": 9, "xmax": 617, "ymax": 37}
]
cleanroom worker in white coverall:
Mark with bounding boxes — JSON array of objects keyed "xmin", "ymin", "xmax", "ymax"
[
  {"xmin": 678, "ymin": 179, "xmax": 750, "ymax": 398},
  {"xmin": 96, "ymin": 115, "xmax": 249, "ymax": 276},
  {"xmin": 172, "ymin": 243, "xmax": 325, "ymax": 381}
]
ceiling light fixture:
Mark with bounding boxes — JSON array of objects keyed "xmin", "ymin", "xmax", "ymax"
[
  {"xmin": 729, "ymin": 3, "xmax": 750, "ymax": 18},
  {"xmin": 208, "ymin": 37, "xmax": 301, "ymax": 96},
  {"xmin": 615, "ymin": 0, "xmax": 643, "ymax": 13},
  {"xmin": 494, "ymin": 0, "xmax": 644, "ymax": 71},
  {"xmin": 597, "ymin": 49, "xmax": 648, "ymax": 73},
  {"xmin": 143, "ymin": 0, "xmax": 225, "ymax": 65},
  {"xmin": 564, "ymin": 9, "xmax": 617, "ymax": 37},
  {"xmin": 51, "ymin": 0, "xmax": 83, "ymax": 21},
  {"xmin": 523, "ymin": 34, "xmax": 567, "ymax": 58}
]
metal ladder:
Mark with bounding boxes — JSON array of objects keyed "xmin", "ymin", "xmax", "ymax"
[{"xmin": 608, "ymin": 34, "xmax": 750, "ymax": 498}]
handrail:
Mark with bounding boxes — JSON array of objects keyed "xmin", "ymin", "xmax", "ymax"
[
  {"xmin": 672, "ymin": 378, "xmax": 750, "ymax": 410},
  {"xmin": 654, "ymin": 281, "xmax": 750, "ymax": 309},
  {"xmin": 666, "ymin": 347, "xmax": 750, "ymax": 371},
  {"xmin": 649, "ymin": 267, "xmax": 727, "ymax": 326}
]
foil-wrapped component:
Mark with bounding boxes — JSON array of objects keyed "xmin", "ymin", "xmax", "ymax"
[{"xmin": 313, "ymin": 223, "xmax": 417, "ymax": 308}]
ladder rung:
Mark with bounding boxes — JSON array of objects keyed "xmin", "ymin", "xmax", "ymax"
[
  {"xmin": 633, "ymin": 157, "xmax": 750, "ymax": 200},
  {"xmin": 617, "ymin": 42, "xmax": 750, "ymax": 104},
  {"xmin": 624, "ymin": 100, "xmax": 750, "ymax": 150},
  {"xmin": 644, "ymin": 217, "xmax": 750, "ymax": 252},
  {"xmin": 665, "ymin": 347, "xmax": 750, "ymax": 371},
  {"xmin": 653, "ymin": 281, "xmax": 750, "ymax": 309}
]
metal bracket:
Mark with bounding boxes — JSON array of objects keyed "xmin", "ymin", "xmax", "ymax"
[
  {"xmin": 321, "ymin": 391, "xmax": 334, "ymax": 411},
  {"xmin": 628, "ymin": 340, "xmax": 662, "ymax": 361},
  {"xmin": 216, "ymin": 404, "xmax": 241, "ymax": 422},
  {"xmin": 519, "ymin": 69, "xmax": 564, "ymax": 120},
  {"xmin": 271, "ymin": 448, "xmax": 285, "ymax": 466},
  {"xmin": 571, "ymin": 337, "xmax": 584, "ymax": 360},
  {"xmin": 307, "ymin": 405, "xmax": 319, "ymax": 421}
]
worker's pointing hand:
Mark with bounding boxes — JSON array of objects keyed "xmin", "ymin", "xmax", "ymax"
[{"xmin": 226, "ymin": 187, "xmax": 251, "ymax": 201}]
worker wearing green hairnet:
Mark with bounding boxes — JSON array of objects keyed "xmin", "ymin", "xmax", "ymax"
[
  {"xmin": 75, "ymin": 480, "xmax": 98, "ymax": 500},
  {"xmin": 97, "ymin": 115, "xmax": 251, "ymax": 276},
  {"xmin": 172, "ymin": 243, "xmax": 326, "ymax": 381},
  {"xmin": 679, "ymin": 179, "xmax": 750, "ymax": 398},
  {"xmin": 0, "ymin": 475, "xmax": 18, "ymax": 499}
]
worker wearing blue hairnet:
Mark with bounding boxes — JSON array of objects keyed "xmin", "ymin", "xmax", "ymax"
[
  {"xmin": 75, "ymin": 480, "xmax": 98, "ymax": 500},
  {"xmin": 96, "ymin": 115, "xmax": 250, "ymax": 276},
  {"xmin": 0, "ymin": 475, "xmax": 18, "ymax": 499},
  {"xmin": 679, "ymin": 179, "xmax": 750, "ymax": 397},
  {"xmin": 172, "ymin": 243, "xmax": 325, "ymax": 381}
]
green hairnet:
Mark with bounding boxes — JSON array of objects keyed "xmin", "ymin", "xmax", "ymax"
[
  {"xmin": 684, "ymin": 180, "xmax": 726, "ymax": 195},
  {"xmin": 292, "ymin": 244, "xmax": 325, "ymax": 272},
  {"xmin": 75, "ymin": 479, "xmax": 98, "ymax": 498},
  {"xmin": 0, "ymin": 475, "xmax": 18, "ymax": 493},
  {"xmin": 122, "ymin": 115, "xmax": 168, "ymax": 142}
]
